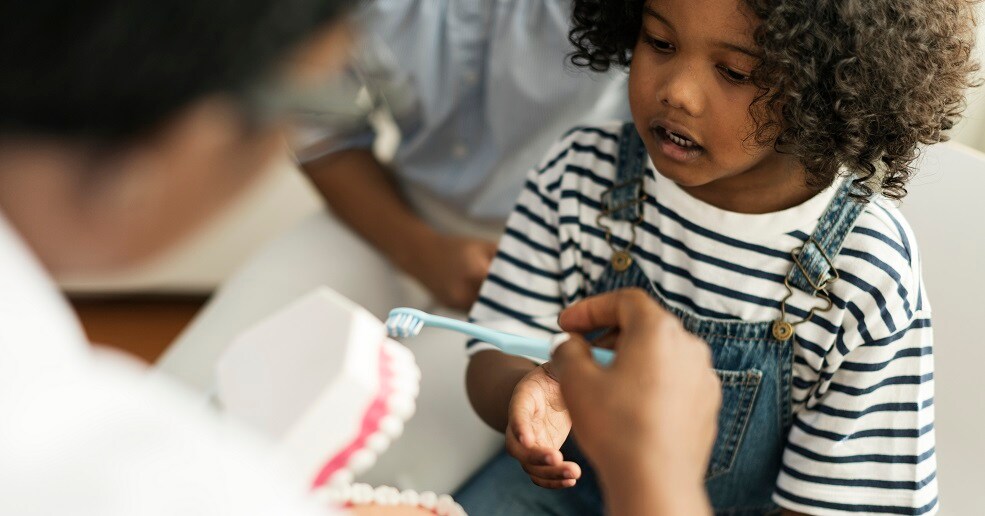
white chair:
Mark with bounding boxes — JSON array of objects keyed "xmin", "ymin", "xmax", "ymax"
[{"xmin": 899, "ymin": 142, "xmax": 985, "ymax": 515}]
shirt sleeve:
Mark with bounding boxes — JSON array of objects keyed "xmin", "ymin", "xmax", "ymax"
[
  {"xmin": 774, "ymin": 215, "xmax": 938, "ymax": 516},
  {"xmin": 290, "ymin": 9, "xmax": 398, "ymax": 165},
  {"xmin": 465, "ymin": 135, "xmax": 575, "ymax": 357}
]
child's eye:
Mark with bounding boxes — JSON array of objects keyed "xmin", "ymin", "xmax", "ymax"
[
  {"xmin": 643, "ymin": 34, "xmax": 675, "ymax": 54},
  {"xmin": 717, "ymin": 65, "xmax": 751, "ymax": 84}
]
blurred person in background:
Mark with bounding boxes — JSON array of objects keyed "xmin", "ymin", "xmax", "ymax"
[{"xmin": 165, "ymin": 0, "xmax": 632, "ymax": 381}]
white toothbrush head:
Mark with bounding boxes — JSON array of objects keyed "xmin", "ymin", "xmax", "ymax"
[{"xmin": 384, "ymin": 308, "xmax": 428, "ymax": 338}]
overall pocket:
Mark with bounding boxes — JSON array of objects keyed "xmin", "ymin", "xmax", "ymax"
[{"xmin": 706, "ymin": 369, "xmax": 763, "ymax": 480}]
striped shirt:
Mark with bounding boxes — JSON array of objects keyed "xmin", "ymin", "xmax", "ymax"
[{"xmin": 467, "ymin": 122, "xmax": 938, "ymax": 515}]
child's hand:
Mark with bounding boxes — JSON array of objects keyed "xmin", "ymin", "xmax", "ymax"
[{"xmin": 505, "ymin": 364, "xmax": 581, "ymax": 489}]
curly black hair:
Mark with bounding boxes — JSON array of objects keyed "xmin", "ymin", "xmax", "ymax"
[{"xmin": 569, "ymin": 0, "xmax": 981, "ymax": 200}]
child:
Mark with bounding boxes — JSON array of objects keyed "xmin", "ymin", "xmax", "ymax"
[{"xmin": 459, "ymin": 0, "xmax": 979, "ymax": 514}]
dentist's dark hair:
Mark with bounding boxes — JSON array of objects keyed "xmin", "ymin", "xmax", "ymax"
[{"xmin": 0, "ymin": 0, "xmax": 356, "ymax": 141}]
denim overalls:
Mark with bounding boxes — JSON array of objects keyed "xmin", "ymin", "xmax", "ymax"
[{"xmin": 564, "ymin": 123, "xmax": 869, "ymax": 515}]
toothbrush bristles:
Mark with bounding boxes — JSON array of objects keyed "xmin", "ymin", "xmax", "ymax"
[{"xmin": 385, "ymin": 313, "xmax": 425, "ymax": 338}]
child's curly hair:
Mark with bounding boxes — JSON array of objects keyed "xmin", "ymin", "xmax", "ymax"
[{"xmin": 569, "ymin": 0, "xmax": 981, "ymax": 199}]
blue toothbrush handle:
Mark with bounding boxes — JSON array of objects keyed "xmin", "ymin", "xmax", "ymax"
[
  {"xmin": 495, "ymin": 333, "xmax": 615, "ymax": 366},
  {"xmin": 589, "ymin": 346, "xmax": 615, "ymax": 366},
  {"xmin": 413, "ymin": 313, "xmax": 615, "ymax": 366},
  {"xmin": 419, "ymin": 315, "xmax": 519, "ymax": 345},
  {"xmin": 390, "ymin": 308, "xmax": 614, "ymax": 366}
]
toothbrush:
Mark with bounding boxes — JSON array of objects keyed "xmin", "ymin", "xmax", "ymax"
[{"xmin": 385, "ymin": 307, "xmax": 614, "ymax": 366}]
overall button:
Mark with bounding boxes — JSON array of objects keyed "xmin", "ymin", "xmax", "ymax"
[
  {"xmin": 772, "ymin": 320, "xmax": 794, "ymax": 341},
  {"xmin": 611, "ymin": 251, "xmax": 633, "ymax": 272}
]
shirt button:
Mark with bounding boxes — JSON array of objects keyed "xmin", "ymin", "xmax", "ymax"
[
  {"xmin": 463, "ymin": 69, "xmax": 479, "ymax": 86},
  {"xmin": 453, "ymin": 144, "xmax": 469, "ymax": 158}
]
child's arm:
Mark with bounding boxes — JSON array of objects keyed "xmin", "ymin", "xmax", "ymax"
[
  {"xmin": 463, "ymin": 129, "xmax": 600, "ymax": 487},
  {"xmin": 775, "ymin": 306, "xmax": 934, "ymax": 512},
  {"xmin": 465, "ymin": 350, "xmax": 537, "ymax": 432},
  {"xmin": 463, "ymin": 130, "xmax": 583, "ymax": 430}
]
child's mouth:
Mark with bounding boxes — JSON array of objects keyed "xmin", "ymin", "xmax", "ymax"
[{"xmin": 652, "ymin": 125, "xmax": 705, "ymax": 162}]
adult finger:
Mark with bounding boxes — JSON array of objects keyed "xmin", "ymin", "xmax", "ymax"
[
  {"xmin": 558, "ymin": 289, "xmax": 666, "ymax": 338},
  {"xmin": 589, "ymin": 328, "xmax": 621, "ymax": 350},
  {"xmin": 549, "ymin": 333, "xmax": 604, "ymax": 385}
]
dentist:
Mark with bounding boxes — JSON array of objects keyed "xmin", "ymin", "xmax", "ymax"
[{"xmin": 0, "ymin": 1, "xmax": 717, "ymax": 515}]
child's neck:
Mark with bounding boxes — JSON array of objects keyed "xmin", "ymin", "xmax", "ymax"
[{"xmin": 680, "ymin": 159, "xmax": 816, "ymax": 215}]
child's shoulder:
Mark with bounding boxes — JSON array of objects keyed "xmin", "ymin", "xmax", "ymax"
[
  {"xmin": 835, "ymin": 196, "xmax": 928, "ymax": 336},
  {"xmin": 845, "ymin": 197, "xmax": 920, "ymax": 273}
]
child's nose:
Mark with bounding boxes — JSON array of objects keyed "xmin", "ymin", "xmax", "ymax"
[{"xmin": 658, "ymin": 62, "xmax": 705, "ymax": 117}]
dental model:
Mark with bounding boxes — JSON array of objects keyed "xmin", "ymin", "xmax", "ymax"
[{"xmin": 215, "ymin": 288, "xmax": 422, "ymax": 489}]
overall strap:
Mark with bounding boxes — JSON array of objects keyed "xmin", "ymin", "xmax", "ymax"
[
  {"xmin": 603, "ymin": 122, "xmax": 648, "ymax": 222},
  {"xmin": 786, "ymin": 177, "xmax": 872, "ymax": 295}
]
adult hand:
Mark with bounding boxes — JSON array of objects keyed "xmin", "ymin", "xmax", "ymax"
[
  {"xmin": 551, "ymin": 289, "xmax": 720, "ymax": 516},
  {"xmin": 405, "ymin": 233, "xmax": 497, "ymax": 311},
  {"xmin": 302, "ymin": 149, "xmax": 496, "ymax": 312},
  {"xmin": 505, "ymin": 364, "xmax": 580, "ymax": 489}
]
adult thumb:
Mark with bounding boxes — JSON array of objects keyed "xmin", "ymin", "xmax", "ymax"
[{"xmin": 550, "ymin": 333, "xmax": 602, "ymax": 385}]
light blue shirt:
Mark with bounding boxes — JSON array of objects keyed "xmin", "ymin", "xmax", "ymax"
[{"xmin": 296, "ymin": 0, "xmax": 629, "ymax": 223}]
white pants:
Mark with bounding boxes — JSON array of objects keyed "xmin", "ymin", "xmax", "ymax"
[{"xmin": 156, "ymin": 209, "xmax": 502, "ymax": 494}]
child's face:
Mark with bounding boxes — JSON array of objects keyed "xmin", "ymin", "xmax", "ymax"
[{"xmin": 629, "ymin": 0, "xmax": 792, "ymax": 191}]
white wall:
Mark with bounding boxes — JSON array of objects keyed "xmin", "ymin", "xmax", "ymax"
[
  {"xmin": 900, "ymin": 143, "xmax": 985, "ymax": 515},
  {"xmin": 952, "ymin": 5, "xmax": 985, "ymax": 151}
]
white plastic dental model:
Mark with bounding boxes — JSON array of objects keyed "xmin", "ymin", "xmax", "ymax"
[{"xmin": 214, "ymin": 287, "xmax": 422, "ymax": 488}]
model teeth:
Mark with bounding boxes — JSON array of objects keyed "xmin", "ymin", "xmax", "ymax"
[
  {"xmin": 348, "ymin": 449, "xmax": 378, "ymax": 472},
  {"xmin": 328, "ymin": 469, "xmax": 354, "ymax": 487},
  {"xmin": 366, "ymin": 432, "xmax": 392, "ymax": 453},
  {"xmin": 392, "ymin": 376, "xmax": 420, "ymax": 398},
  {"xmin": 667, "ymin": 130, "xmax": 696, "ymax": 148},
  {"xmin": 387, "ymin": 393, "xmax": 417, "ymax": 419},
  {"xmin": 380, "ymin": 414, "xmax": 405, "ymax": 436},
  {"xmin": 419, "ymin": 492, "xmax": 438, "ymax": 509},
  {"xmin": 314, "ymin": 483, "xmax": 468, "ymax": 515}
]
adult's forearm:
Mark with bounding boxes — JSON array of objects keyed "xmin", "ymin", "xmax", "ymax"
[
  {"xmin": 302, "ymin": 148, "xmax": 431, "ymax": 271},
  {"xmin": 601, "ymin": 462, "xmax": 711, "ymax": 516},
  {"xmin": 465, "ymin": 350, "xmax": 537, "ymax": 433}
]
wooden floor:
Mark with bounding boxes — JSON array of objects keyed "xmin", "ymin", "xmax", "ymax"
[{"xmin": 70, "ymin": 295, "xmax": 209, "ymax": 363}]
